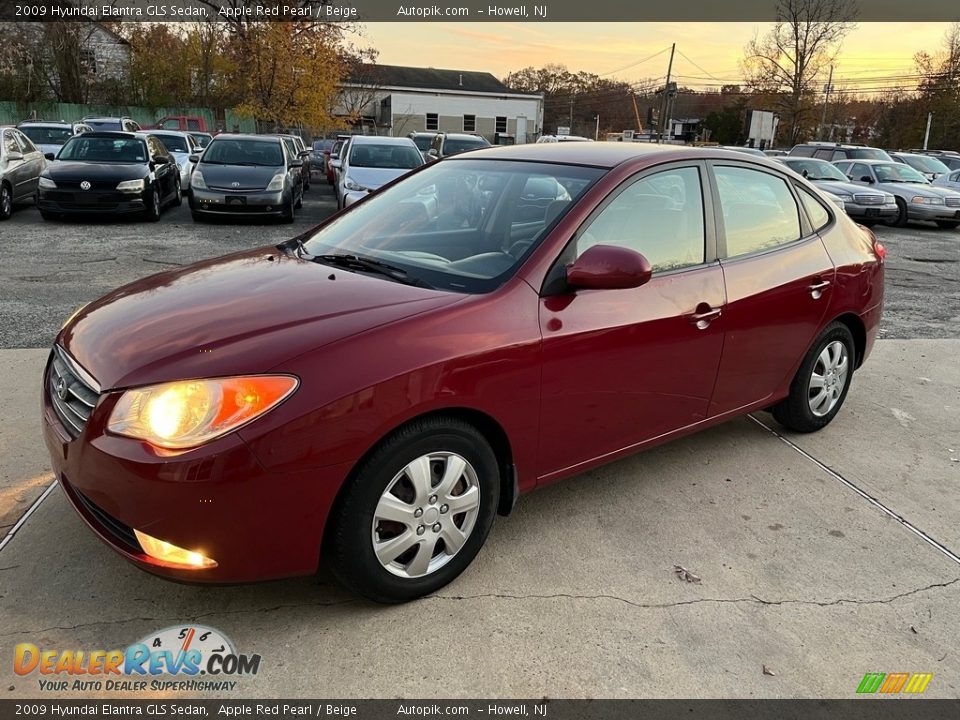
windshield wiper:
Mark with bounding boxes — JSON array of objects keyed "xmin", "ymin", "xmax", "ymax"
[{"xmin": 311, "ymin": 253, "xmax": 431, "ymax": 288}]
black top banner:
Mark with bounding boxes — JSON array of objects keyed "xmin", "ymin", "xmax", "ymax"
[{"xmin": 2, "ymin": 0, "xmax": 960, "ymax": 22}]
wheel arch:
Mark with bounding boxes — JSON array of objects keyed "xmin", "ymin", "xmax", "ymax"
[{"xmin": 832, "ymin": 312, "xmax": 867, "ymax": 368}]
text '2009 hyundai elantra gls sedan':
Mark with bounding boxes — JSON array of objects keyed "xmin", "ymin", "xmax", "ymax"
[{"xmin": 43, "ymin": 143, "xmax": 884, "ymax": 603}]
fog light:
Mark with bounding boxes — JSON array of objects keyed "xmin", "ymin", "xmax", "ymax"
[
  {"xmin": 265, "ymin": 206, "xmax": 272, "ymax": 211},
  {"xmin": 134, "ymin": 529, "xmax": 217, "ymax": 569}
]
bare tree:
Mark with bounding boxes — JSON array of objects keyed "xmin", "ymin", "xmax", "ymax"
[{"xmin": 743, "ymin": 0, "xmax": 857, "ymax": 144}]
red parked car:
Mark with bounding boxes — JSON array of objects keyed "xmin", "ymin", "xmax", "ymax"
[{"xmin": 43, "ymin": 144, "xmax": 884, "ymax": 602}]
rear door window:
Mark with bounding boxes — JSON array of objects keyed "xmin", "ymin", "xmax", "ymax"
[{"xmin": 715, "ymin": 166, "xmax": 802, "ymax": 258}]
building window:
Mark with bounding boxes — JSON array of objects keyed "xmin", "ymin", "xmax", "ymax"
[
  {"xmin": 79, "ymin": 48, "xmax": 97, "ymax": 75},
  {"xmin": 495, "ymin": 116, "xmax": 507, "ymax": 134},
  {"xmin": 463, "ymin": 114, "xmax": 476, "ymax": 132},
  {"xmin": 425, "ymin": 113, "xmax": 439, "ymax": 131}
]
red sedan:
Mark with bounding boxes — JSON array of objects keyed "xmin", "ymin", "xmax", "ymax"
[{"xmin": 43, "ymin": 143, "xmax": 884, "ymax": 602}]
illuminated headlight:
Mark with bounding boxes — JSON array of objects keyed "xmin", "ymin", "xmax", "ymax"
[
  {"xmin": 911, "ymin": 196, "xmax": 943, "ymax": 205},
  {"xmin": 265, "ymin": 172, "xmax": 285, "ymax": 191},
  {"xmin": 134, "ymin": 529, "xmax": 217, "ymax": 569},
  {"xmin": 107, "ymin": 375, "xmax": 298, "ymax": 450},
  {"xmin": 344, "ymin": 178, "xmax": 370, "ymax": 192},
  {"xmin": 38, "ymin": 176, "xmax": 57, "ymax": 189},
  {"xmin": 116, "ymin": 179, "xmax": 145, "ymax": 193}
]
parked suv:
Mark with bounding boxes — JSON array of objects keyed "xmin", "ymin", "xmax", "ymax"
[
  {"xmin": 426, "ymin": 132, "xmax": 490, "ymax": 161},
  {"xmin": 83, "ymin": 116, "xmax": 141, "ymax": 132},
  {"xmin": 17, "ymin": 120, "xmax": 92, "ymax": 156},
  {"xmin": 790, "ymin": 142, "xmax": 891, "ymax": 163}
]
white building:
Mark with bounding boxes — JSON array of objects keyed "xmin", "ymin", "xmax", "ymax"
[{"xmin": 336, "ymin": 64, "xmax": 544, "ymax": 144}]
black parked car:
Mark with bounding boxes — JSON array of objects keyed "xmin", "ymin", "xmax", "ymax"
[
  {"xmin": 188, "ymin": 134, "xmax": 303, "ymax": 223},
  {"xmin": 37, "ymin": 132, "xmax": 181, "ymax": 221}
]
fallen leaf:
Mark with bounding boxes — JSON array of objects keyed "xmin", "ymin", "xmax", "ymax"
[
  {"xmin": 910, "ymin": 625, "xmax": 918, "ymax": 634},
  {"xmin": 673, "ymin": 564, "xmax": 702, "ymax": 583},
  {"xmin": 763, "ymin": 665, "xmax": 776, "ymax": 676}
]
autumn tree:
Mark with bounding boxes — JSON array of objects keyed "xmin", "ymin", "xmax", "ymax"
[
  {"xmin": 914, "ymin": 23, "xmax": 960, "ymax": 148},
  {"xmin": 742, "ymin": 0, "xmax": 857, "ymax": 144}
]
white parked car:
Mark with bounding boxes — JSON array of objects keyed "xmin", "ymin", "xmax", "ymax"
[
  {"xmin": 536, "ymin": 135, "xmax": 592, "ymax": 143},
  {"xmin": 16, "ymin": 121, "xmax": 92, "ymax": 157},
  {"xmin": 332, "ymin": 136, "xmax": 424, "ymax": 210},
  {"xmin": 144, "ymin": 130, "xmax": 202, "ymax": 192},
  {"xmin": 1, "ymin": 126, "xmax": 45, "ymax": 220}
]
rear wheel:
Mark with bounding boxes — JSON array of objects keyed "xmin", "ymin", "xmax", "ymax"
[
  {"xmin": 0, "ymin": 183, "xmax": 11, "ymax": 220},
  {"xmin": 935, "ymin": 220, "xmax": 959, "ymax": 229},
  {"xmin": 772, "ymin": 322, "xmax": 855, "ymax": 433},
  {"xmin": 326, "ymin": 417, "xmax": 500, "ymax": 603}
]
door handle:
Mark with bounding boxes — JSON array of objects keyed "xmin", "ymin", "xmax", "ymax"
[
  {"xmin": 808, "ymin": 280, "xmax": 831, "ymax": 299},
  {"xmin": 688, "ymin": 306, "xmax": 722, "ymax": 329}
]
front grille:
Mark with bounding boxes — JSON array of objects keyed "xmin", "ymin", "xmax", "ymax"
[
  {"xmin": 854, "ymin": 194, "xmax": 884, "ymax": 205},
  {"xmin": 73, "ymin": 487, "xmax": 139, "ymax": 551},
  {"xmin": 945, "ymin": 196, "xmax": 960, "ymax": 208},
  {"xmin": 44, "ymin": 191, "xmax": 130, "ymax": 206},
  {"xmin": 47, "ymin": 346, "xmax": 100, "ymax": 439}
]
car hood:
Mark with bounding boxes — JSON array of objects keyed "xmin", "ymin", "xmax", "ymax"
[
  {"xmin": 876, "ymin": 181, "xmax": 951, "ymax": 197},
  {"xmin": 811, "ymin": 179, "xmax": 885, "ymax": 197},
  {"xmin": 59, "ymin": 247, "xmax": 461, "ymax": 390},
  {"xmin": 346, "ymin": 166, "xmax": 414, "ymax": 190},
  {"xmin": 196, "ymin": 163, "xmax": 280, "ymax": 190},
  {"xmin": 43, "ymin": 161, "xmax": 147, "ymax": 182}
]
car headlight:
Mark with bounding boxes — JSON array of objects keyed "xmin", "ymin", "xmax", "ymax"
[
  {"xmin": 911, "ymin": 196, "xmax": 943, "ymax": 205},
  {"xmin": 883, "ymin": 194, "xmax": 896, "ymax": 203},
  {"xmin": 832, "ymin": 192, "xmax": 853, "ymax": 202},
  {"xmin": 265, "ymin": 172, "xmax": 285, "ymax": 191},
  {"xmin": 344, "ymin": 178, "xmax": 369, "ymax": 192},
  {"xmin": 116, "ymin": 179, "xmax": 145, "ymax": 192},
  {"xmin": 38, "ymin": 176, "xmax": 57, "ymax": 189},
  {"xmin": 107, "ymin": 375, "xmax": 298, "ymax": 450},
  {"xmin": 191, "ymin": 170, "xmax": 207, "ymax": 189}
]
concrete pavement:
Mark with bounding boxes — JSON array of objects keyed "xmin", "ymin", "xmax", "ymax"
[{"xmin": 0, "ymin": 340, "xmax": 958, "ymax": 698}]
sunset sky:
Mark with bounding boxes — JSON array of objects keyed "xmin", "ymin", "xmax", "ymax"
[{"xmin": 363, "ymin": 22, "xmax": 951, "ymax": 92}]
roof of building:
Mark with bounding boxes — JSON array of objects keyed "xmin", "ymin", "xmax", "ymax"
[{"xmin": 344, "ymin": 64, "xmax": 537, "ymax": 96}]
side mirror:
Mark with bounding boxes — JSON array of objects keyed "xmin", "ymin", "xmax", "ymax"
[
  {"xmin": 289, "ymin": 159, "xmax": 303, "ymax": 168},
  {"xmin": 188, "ymin": 154, "xmax": 200, "ymax": 164},
  {"xmin": 330, "ymin": 158, "xmax": 341, "ymax": 169},
  {"xmin": 860, "ymin": 176, "xmax": 873, "ymax": 183},
  {"xmin": 7, "ymin": 151, "xmax": 23, "ymax": 161},
  {"xmin": 44, "ymin": 152, "xmax": 56, "ymax": 161},
  {"xmin": 299, "ymin": 150, "xmax": 311, "ymax": 158},
  {"xmin": 566, "ymin": 245, "xmax": 653, "ymax": 290}
]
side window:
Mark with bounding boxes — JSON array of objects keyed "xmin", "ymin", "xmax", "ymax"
[
  {"xmin": 951, "ymin": 171, "xmax": 960, "ymax": 182},
  {"xmin": 813, "ymin": 148, "xmax": 833, "ymax": 160},
  {"xmin": 575, "ymin": 166, "xmax": 705, "ymax": 273},
  {"xmin": 715, "ymin": 166, "xmax": 801, "ymax": 258},
  {"xmin": 797, "ymin": 186, "xmax": 831, "ymax": 230},
  {"xmin": 831, "ymin": 150, "xmax": 847, "ymax": 162},
  {"xmin": 15, "ymin": 131, "xmax": 37, "ymax": 153},
  {"xmin": 3, "ymin": 131, "xmax": 19, "ymax": 155},
  {"xmin": 850, "ymin": 163, "xmax": 870, "ymax": 181},
  {"xmin": 188, "ymin": 119, "xmax": 201, "ymax": 131}
]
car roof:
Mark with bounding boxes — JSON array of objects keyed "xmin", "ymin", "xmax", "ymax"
[
  {"xmin": 76, "ymin": 131, "xmax": 141, "ymax": 139},
  {"xmin": 349, "ymin": 135, "xmax": 417, "ymax": 145},
  {"xmin": 836, "ymin": 159, "xmax": 896, "ymax": 165},
  {"xmin": 444, "ymin": 133, "xmax": 487, "ymax": 140},
  {"xmin": 145, "ymin": 129, "xmax": 190, "ymax": 137},
  {"xmin": 451, "ymin": 141, "xmax": 710, "ymax": 168},
  {"xmin": 18, "ymin": 120, "xmax": 72, "ymax": 127},
  {"xmin": 209, "ymin": 133, "xmax": 281, "ymax": 143}
]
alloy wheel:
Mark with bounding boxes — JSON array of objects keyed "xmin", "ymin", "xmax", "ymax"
[
  {"xmin": 1, "ymin": 186, "xmax": 10, "ymax": 218},
  {"xmin": 808, "ymin": 340, "xmax": 849, "ymax": 417},
  {"xmin": 371, "ymin": 452, "xmax": 481, "ymax": 579}
]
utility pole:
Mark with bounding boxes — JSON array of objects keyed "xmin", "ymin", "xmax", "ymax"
[
  {"xmin": 658, "ymin": 43, "xmax": 675, "ymax": 144},
  {"xmin": 595, "ymin": 114, "xmax": 600, "ymax": 140},
  {"xmin": 569, "ymin": 100, "xmax": 573, "ymax": 130},
  {"xmin": 818, "ymin": 65, "xmax": 834, "ymax": 140},
  {"xmin": 923, "ymin": 112, "xmax": 933, "ymax": 150}
]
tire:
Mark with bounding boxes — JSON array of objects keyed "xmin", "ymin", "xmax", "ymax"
[
  {"xmin": 0, "ymin": 183, "xmax": 11, "ymax": 220},
  {"xmin": 889, "ymin": 198, "xmax": 908, "ymax": 228},
  {"xmin": 172, "ymin": 177, "xmax": 182, "ymax": 207},
  {"xmin": 304, "ymin": 172, "xmax": 310, "ymax": 191},
  {"xmin": 145, "ymin": 186, "xmax": 161, "ymax": 222},
  {"xmin": 295, "ymin": 185, "xmax": 303, "ymax": 209},
  {"xmin": 771, "ymin": 321, "xmax": 856, "ymax": 433},
  {"xmin": 282, "ymin": 196, "xmax": 295, "ymax": 224},
  {"xmin": 935, "ymin": 220, "xmax": 960, "ymax": 229},
  {"xmin": 326, "ymin": 417, "xmax": 500, "ymax": 603}
]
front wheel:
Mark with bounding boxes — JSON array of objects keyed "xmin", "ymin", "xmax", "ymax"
[
  {"xmin": 935, "ymin": 220, "xmax": 960, "ymax": 229},
  {"xmin": 172, "ymin": 177, "xmax": 182, "ymax": 207},
  {"xmin": 771, "ymin": 322, "xmax": 855, "ymax": 433},
  {"xmin": 145, "ymin": 186, "xmax": 161, "ymax": 222},
  {"xmin": 889, "ymin": 198, "xmax": 908, "ymax": 228},
  {"xmin": 326, "ymin": 417, "xmax": 500, "ymax": 603},
  {"xmin": 0, "ymin": 183, "xmax": 11, "ymax": 220}
]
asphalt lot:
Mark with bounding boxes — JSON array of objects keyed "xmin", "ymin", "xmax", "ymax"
[{"xmin": 0, "ymin": 181, "xmax": 958, "ymax": 699}]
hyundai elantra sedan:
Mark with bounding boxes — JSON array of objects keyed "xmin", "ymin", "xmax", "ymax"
[{"xmin": 43, "ymin": 144, "xmax": 884, "ymax": 603}]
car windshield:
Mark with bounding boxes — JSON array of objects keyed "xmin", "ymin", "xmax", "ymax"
[
  {"xmin": 444, "ymin": 138, "xmax": 489, "ymax": 155},
  {"xmin": 411, "ymin": 135, "xmax": 434, "ymax": 151},
  {"xmin": 85, "ymin": 120, "xmax": 122, "ymax": 131},
  {"xmin": 784, "ymin": 159, "xmax": 847, "ymax": 181},
  {"xmin": 201, "ymin": 139, "xmax": 283, "ymax": 166},
  {"xmin": 57, "ymin": 136, "xmax": 147, "ymax": 163},
  {"xmin": 849, "ymin": 148, "xmax": 891, "ymax": 160},
  {"xmin": 874, "ymin": 163, "xmax": 929, "ymax": 183},
  {"xmin": 299, "ymin": 159, "xmax": 603, "ymax": 293},
  {"xmin": 20, "ymin": 126, "xmax": 73, "ymax": 145},
  {"xmin": 901, "ymin": 155, "xmax": 950, "ymax": 174},
  {"xmin": 350, "ymin": 143, "xmax": 423, "ymax": 169},
  {"xmin": 153, "ymin": 134, "xmax": 189, "ymax": 153}
]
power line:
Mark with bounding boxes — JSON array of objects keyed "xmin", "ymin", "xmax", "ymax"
[{"xmin": 598, "ymin": 46, "xmax": 671, "ymax": 77}]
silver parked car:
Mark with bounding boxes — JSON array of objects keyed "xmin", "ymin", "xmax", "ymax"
[
  {"xmin": 332, "ymin": 135, "xmax": 424, "ymax": 210},
  {"xmin": 17, "ymin": 120, "xmax": 92, "ymax": 157},
  {"xmin": 890, "ymin": 151, "xmax": 951, "ymax": 181},
  {"xmin": 1, "ymin": 126, "xmax": 45, "ymax": 220},
  {"xmin": 834, "ymin": 158, "xmax": 960, "ymax": 229},
  {"xmin": 933, "ymin": 168, "xmax": 960, "ymax": 193},
  {"xmin": 776, "ymin": 157, "xmax": 897, "ymax": 226},
  {"xmin": 144, "ymin": 130, "xmax": 202, "ymax": 192}
]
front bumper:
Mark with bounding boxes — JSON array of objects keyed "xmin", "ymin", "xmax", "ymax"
[
  {"xmin": 38, "ymin": 188, "xmax": 146, "ymax": 215},
  {"xmin": 844, "ymin": 201, "xmax": 898, "ymax": 221},
  {"xmin": 907, "ymin": 203, "xmax": 960, "ymax": 221},
  {"xmin": 41, "ymin": 354, "xmax": 351, "ymax": 583},
  {"xmin": 189, "ymin": 187, "xmax": 287, "ymax": 216}
]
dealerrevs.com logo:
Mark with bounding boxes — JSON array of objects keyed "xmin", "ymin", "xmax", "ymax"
[{"xmin": 14, "ymin": 625, "xmax": 261, "ymax": 693}]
